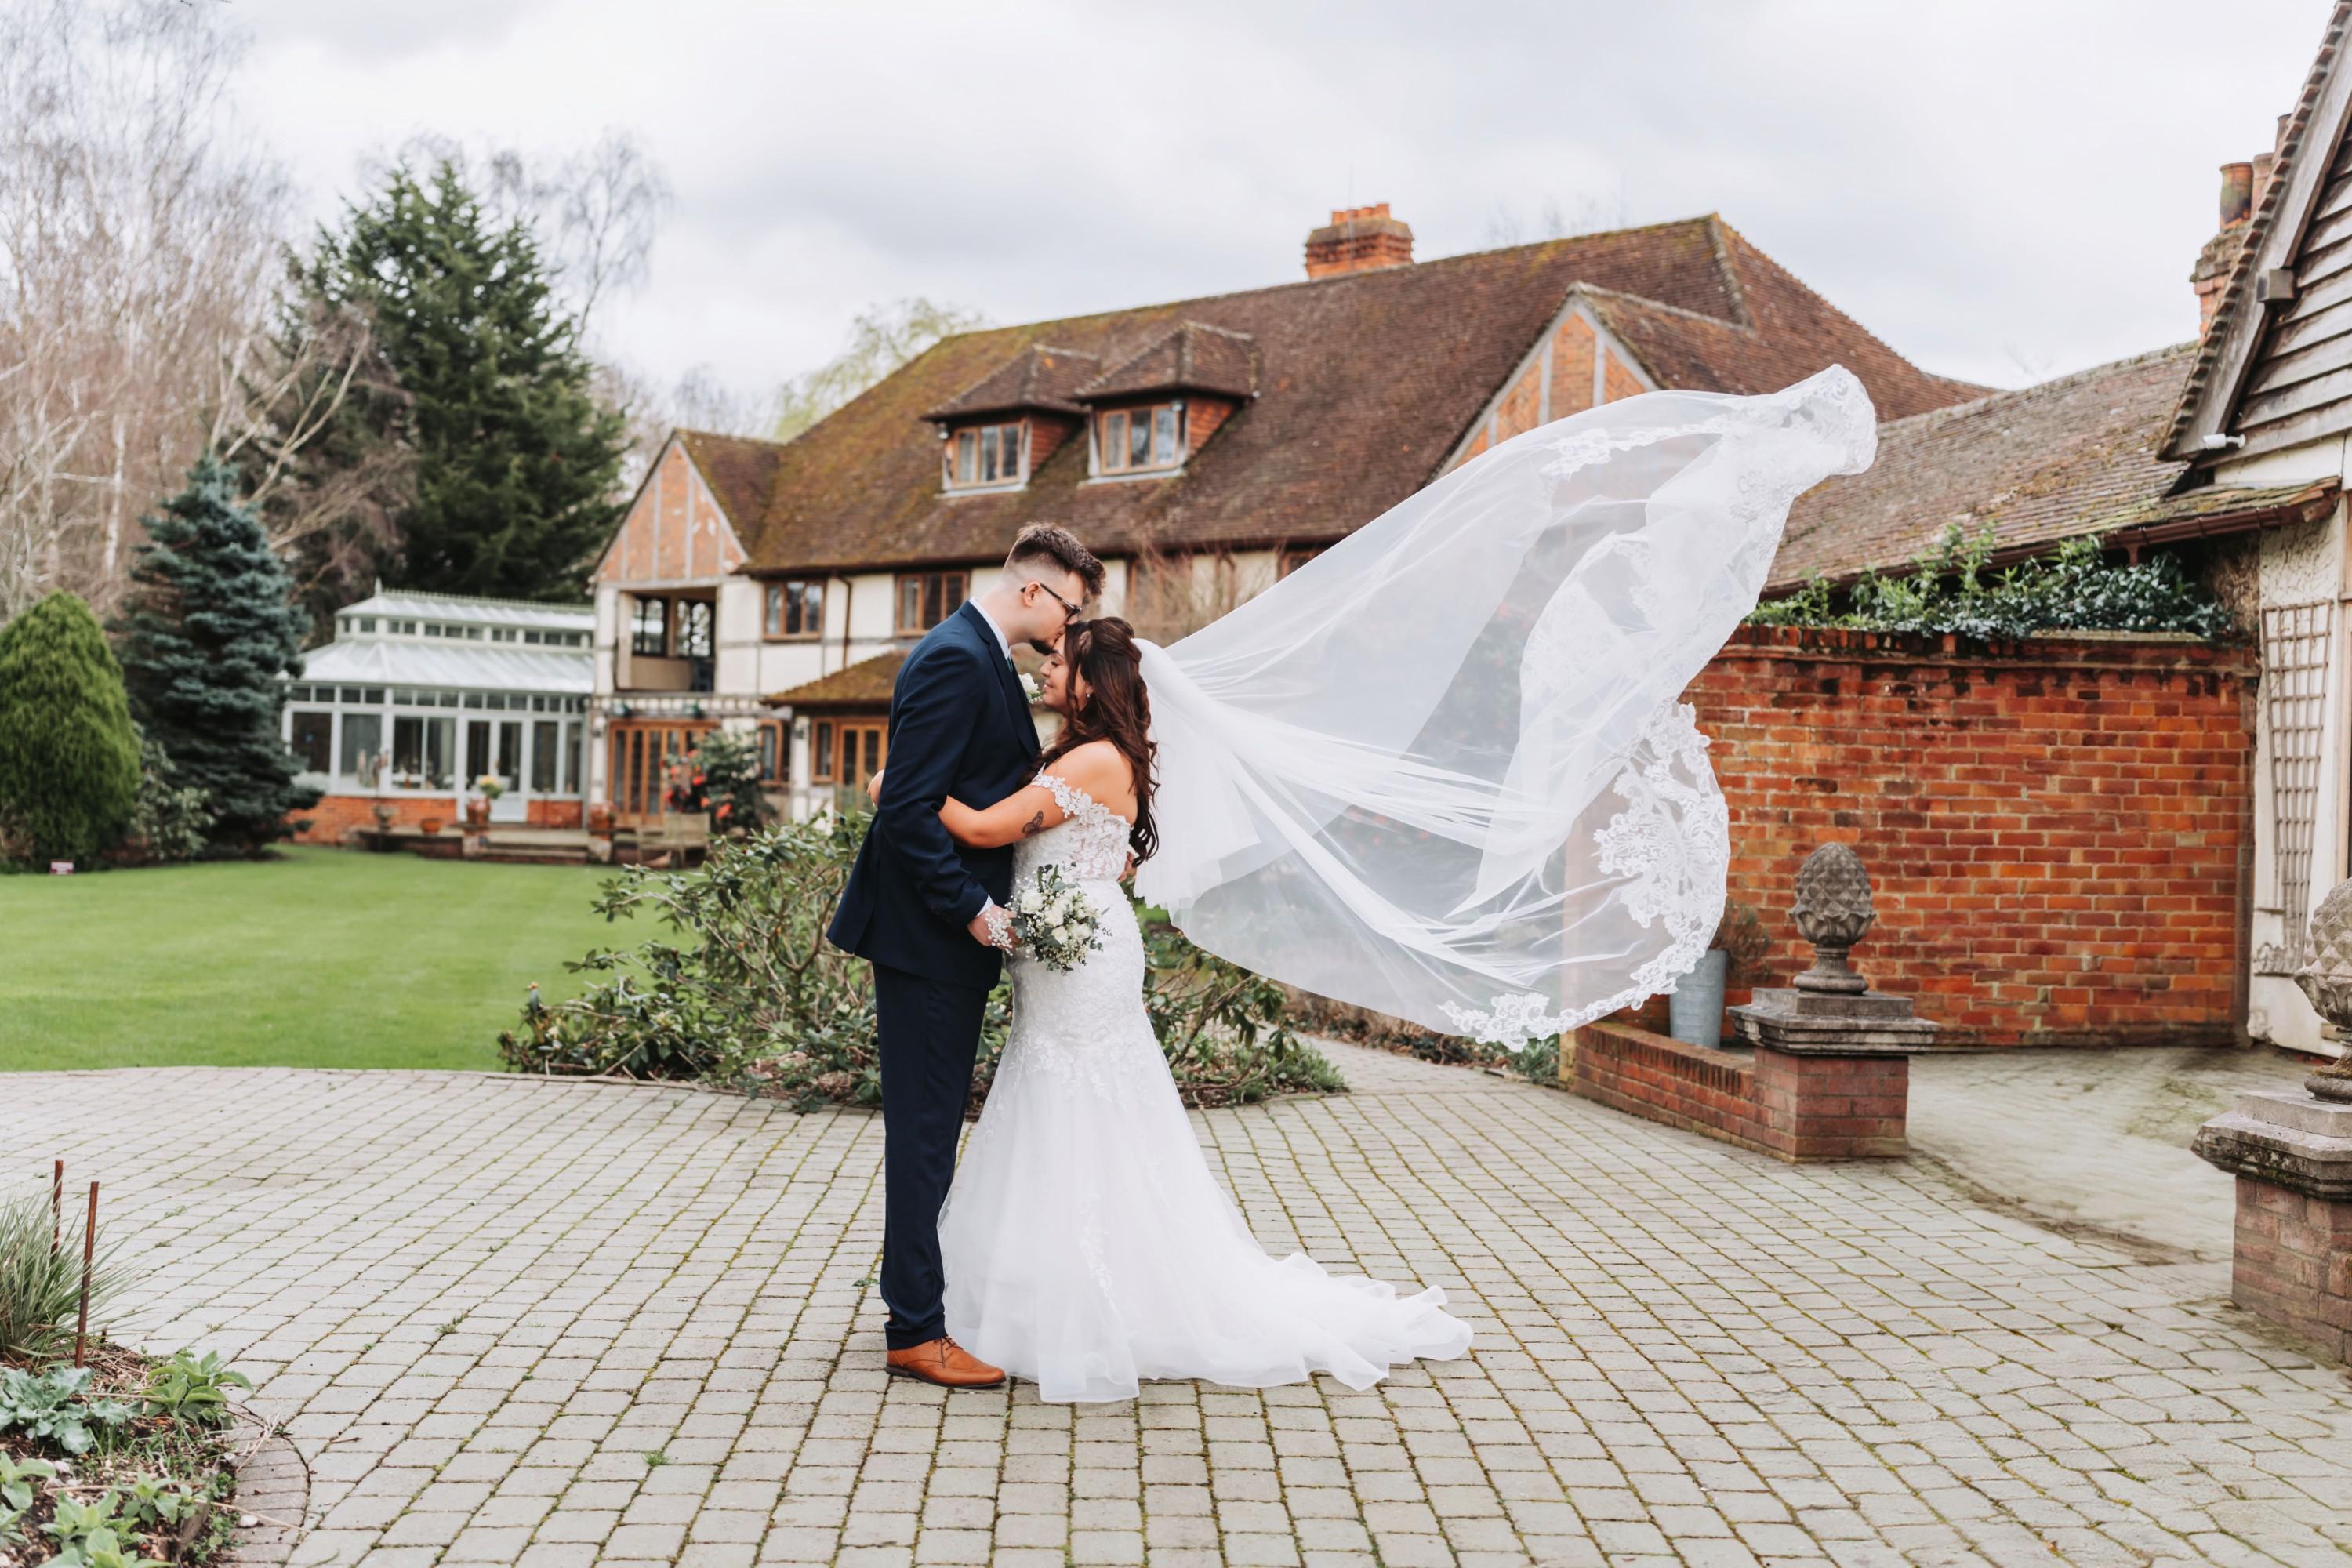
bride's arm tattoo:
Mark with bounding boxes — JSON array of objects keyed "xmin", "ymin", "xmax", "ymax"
[{"xmin": 1021, "ymin": 809, "xmax": 1047, "ymax": 838}]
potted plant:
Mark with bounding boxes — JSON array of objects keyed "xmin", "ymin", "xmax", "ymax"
[
  {"xmin": 419, "ymin": 815, "xmax": 445, "ymax": 835},
  {"xmin": 1669, "ymin": 898, "xmax": 1772, "ymax": 1049},
  {"xmin": 466, "ymin": 772, "xmax": 504, "ymax": 826}
]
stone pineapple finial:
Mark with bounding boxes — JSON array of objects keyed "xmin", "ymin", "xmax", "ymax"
[
  {"xmin": 1791, "ymin": 842, "xmax": 1875, "ymax": 995},
  {"xmin": 2292, "ymin": 877, "xmax": 2352, "ymax": 1103}
]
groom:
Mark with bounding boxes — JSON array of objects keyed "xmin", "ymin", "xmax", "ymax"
[{"xmin": 828, "ymin": 522, "xmax": 1103, "ymax": 1388}]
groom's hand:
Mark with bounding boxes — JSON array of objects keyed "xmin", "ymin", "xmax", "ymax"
[{"xmin": 967, "ymin": 901, "xmax": 1012, "ymax": 949}]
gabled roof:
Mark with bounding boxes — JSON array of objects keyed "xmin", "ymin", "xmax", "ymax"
[
  {"xmin": 2165, "ymin": 2, "xmax": 2352, "ymax": 459},
  {"xmin": 1780, "ymin": 343, "xmax": 2336, "ymax": 590},
  {"xmin": 675, "ymin": 428, "xmax": 789, "ymax": 531},
  {"xmin": 768, "ymin": 650, "xmax": 906, "ymax": 709},
  {"xmin": 729, "ymin": 215, "xmax": 1987, "ymax": 575},
  {"xmin": 924, "ymin": 345, "xmax": 1100, "ymax": 421},
  {"xmin": 299, "ymin": 638, "xmax": 590, "ymax": 695},
  {"xmin": 1072, "ymin": 321, "xmax": 1257, "ymax": 403}
]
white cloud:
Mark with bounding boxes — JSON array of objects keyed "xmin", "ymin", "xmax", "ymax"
[{"xmin": 223, "ymin": 0, "xmax": 2330, "ymax": 401}]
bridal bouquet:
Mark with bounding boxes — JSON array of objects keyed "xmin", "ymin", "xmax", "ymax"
[{"xmin": 1008, "ymin": 864, "xmax": 1103, "ymax": 971}]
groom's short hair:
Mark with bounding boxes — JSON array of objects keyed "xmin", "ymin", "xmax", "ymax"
[{"xmin": 1006, "ymin": 523, "xmax": 1105, "ymax": 601}]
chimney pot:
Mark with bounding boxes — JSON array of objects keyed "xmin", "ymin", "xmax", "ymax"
[
  {"xmin": 2220, "ymin": 161, "xmax": 2256, "ymax": 229},
  {"xmin": 1305, "ymin": 203, "xmax": 1414, "ymax": 280}
]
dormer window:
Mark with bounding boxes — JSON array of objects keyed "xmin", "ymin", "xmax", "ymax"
[
  {"xmin": 946, "ymin": 420, "xmax": 1025, "ymax": 489},
  {"xmin": 1098, "ymin": 402, "xmax": 1182, "ymax": 475}
]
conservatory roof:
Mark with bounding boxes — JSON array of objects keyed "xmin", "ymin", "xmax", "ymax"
[
  {"xmin": 296, "ymin": 638, "xmax": 592, "ymax": 695},
  {"xmin": 334, "ymin": 588, "xmax": 594, "ymax": 633}
]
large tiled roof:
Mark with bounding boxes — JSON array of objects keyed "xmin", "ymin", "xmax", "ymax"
[
  {"xmin": 1774, "ymin": 343, "xmax": 2336, "ymax": 590},
  {"xmin": 733, "ymin": 215, "xmax": 1987, "ymax": 575}
]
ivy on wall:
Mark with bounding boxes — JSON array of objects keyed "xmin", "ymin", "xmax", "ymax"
[{"xmin": 1749, "ymin": 526, "xmax": 2233, "ymax": 641}]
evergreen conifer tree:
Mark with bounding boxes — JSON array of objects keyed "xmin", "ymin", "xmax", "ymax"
[
  {"xmin": 315, "ymin": 161, "xmax": 627, "ymax": 600},
  {"xmin": 0, "ymin": 592, "xmax": 143, "ymax": 865},
  {"xmin": 115, "ymin": 458, "xmax": 319, "ymax": 855}
]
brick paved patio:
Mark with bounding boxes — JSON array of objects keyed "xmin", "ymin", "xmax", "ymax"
[{"xmin": 5, "ymin": 1044, "xmax": 2348, "ymax": 1567}]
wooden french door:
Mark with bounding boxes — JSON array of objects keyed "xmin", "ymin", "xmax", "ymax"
[
  {"xmin": 608, "ymin": 720, "xmax": 713, "ymax": 828},
  {"xmin": 810, "ymin": 715, "xmax": 887, "ymax": 808}
]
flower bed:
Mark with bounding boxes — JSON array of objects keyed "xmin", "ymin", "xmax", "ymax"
[{"xmin": 2, "ymin": 1190, "xmax": 255, "ymax": 1566}]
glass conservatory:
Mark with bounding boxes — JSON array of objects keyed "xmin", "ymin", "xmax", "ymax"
[{"xmin": 282, "ymin": 590, "xmax": 594, "ymax": 829}]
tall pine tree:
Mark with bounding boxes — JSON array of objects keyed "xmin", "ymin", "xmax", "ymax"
[
  {"xmin": 115, "ymin": 458, "xmax": 320, "ymax": 856},
  {"xmin": 0, "ymin": 592, "xmax": 143, "ymax": 865},
  {"xmin": 315, "ymin": 161, "xmax": 627, "ymax": 601}
]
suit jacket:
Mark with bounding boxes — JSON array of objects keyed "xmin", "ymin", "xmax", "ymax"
[{"xmin": 826, "ymin": 600, "xmax": 1042, "ymax": 989}]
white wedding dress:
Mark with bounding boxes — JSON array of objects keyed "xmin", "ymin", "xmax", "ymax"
[{"xmin": 937, "ymin": 771, "xmax": 1474, "ymax": 1403}]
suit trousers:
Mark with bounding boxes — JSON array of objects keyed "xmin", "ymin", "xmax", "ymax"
[{"xmin": 870, "ymin": 960, "xmax": 992, "ymax": 1350}]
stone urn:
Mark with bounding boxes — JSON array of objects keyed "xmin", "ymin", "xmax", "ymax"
[
  {"xmin": 2292, "ymin": 880, "xmax": 2352, "ymax": 1101},
  {"xmin": 371, "ymin": 801, "xmax": 396, "ymax": 832},
  {"xmin": 463, "ymin": 796, "xmax": 491, "ymax": 828}
]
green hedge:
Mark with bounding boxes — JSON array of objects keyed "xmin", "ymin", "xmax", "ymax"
[{"xmin": 1750, "ymin": 526, "xmax": 2232, "ymax": 641}]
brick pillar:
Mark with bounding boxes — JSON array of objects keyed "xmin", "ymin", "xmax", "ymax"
[
  {"xmin": 2196, "ymin": 1091, "xmax": 2352, "ymax": 1363},
  {"xmin": 2229, "ymin": 1178, "xmax": 2352, "ymax": 1358},
  {"xmin": 1751, "ymin": 1047, "xmax": 1911, "ymax": 1160}
]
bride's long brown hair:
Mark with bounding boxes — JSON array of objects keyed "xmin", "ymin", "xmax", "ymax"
[{"xmin": 1037, "ymin": 616, "xmax": 1159, "ymax": 862}]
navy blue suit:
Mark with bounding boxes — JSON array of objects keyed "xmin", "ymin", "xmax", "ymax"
[{"xmin": 827, "ymin": 600, "xmax": 1039, "ymax": 1349}]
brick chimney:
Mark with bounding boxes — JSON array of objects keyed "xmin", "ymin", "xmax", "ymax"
[
  {"xmin": 1304, "ymin": 204, "xmax": 1414, "ymax": 279},
  {"xmin": 2194, "ymin": 161, "xmax": 2259, "ymax": 335}
]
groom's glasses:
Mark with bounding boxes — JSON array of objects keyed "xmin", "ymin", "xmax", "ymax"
[{"xmin": 1025, "ymin": 579, "xmax": 1083, "ymax": 624}]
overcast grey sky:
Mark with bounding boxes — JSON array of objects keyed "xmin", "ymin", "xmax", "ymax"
[{"xmin": 227, "ymin": 0, "xmax": 2328, "ymax": 404}]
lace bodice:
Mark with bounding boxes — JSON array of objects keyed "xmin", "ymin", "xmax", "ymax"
[{"xmin": 1016, "ymin": 771, "xmax": 1133, "ymax": 884}]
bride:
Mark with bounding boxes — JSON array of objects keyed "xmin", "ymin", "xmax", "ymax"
[
  {"xmin": 869, "ymin": 365, "xmax": 1877, "ymax": 1401},
  {"xmin": 916, "ymin": 616, "xmax": 1472, "ymax": 1403}
]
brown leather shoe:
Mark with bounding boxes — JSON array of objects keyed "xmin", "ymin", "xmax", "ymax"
[{"xmin": 884, "ymin": 1336, "xmax": 1007, "ymax": 1388}]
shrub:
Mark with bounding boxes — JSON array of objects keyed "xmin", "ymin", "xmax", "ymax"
[
  {"xmin": 1750, "ymin": 526, "xmax": 2233, "ymax": 641},
  {"xmin": 0, "ymin": 592, "xmax": 142, "ymax": 866},
  {"xmin": 0, "ymin": 1189, "xmax": 133, "ymax": 1362},
  {"xmin": 503, "ymin": 813, "xmax": 1345, "ymax": 1110}
]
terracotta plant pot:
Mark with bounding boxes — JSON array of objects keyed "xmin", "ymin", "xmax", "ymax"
[
  {"xmin": 419, "ymin": 817, "xmax": 445, "ymax": 836},
  {"xmin": 464, "ymin": 799, "xmax": 490, "ymax": 826},
  {"xmin": 587, "ymin": 800, "xmax": 614, "ymax": 835}
]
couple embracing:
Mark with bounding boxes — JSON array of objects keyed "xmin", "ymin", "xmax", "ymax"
[
  {"xmin": 826, "ymin": 524, "xmax": 1473, "ymax": 1404},
  {"xmin": 823, "ymin": 369, "xmax": 1883, "ymax": 1403}
]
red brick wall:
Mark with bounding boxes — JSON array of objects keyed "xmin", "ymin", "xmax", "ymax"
[
  {"xmin": 1602, "ymin": 350, "xmax": 1646, "ymax": 401},
  {"xmin": 2231, "ymin": 1177, "xmax": 2352, "ymax": 1361},
  {"xmin": 1692, "ymin": 626, "xmax": 2255, "ymax": 1047},
  {"xmin": 292, "ymin": 794, "xmax": 581, "ymax": 844},
  {"xmin": 1552, "ymin": 314, "xmax": 1595, "ymax": 417},
  {"xmin": 1566, "ymin": 1020, "xmax": 1910, "ymax": 1161},
  {"xmin": 1494, "ymin": 363, "xmax": 1541, "ymax": 441}
]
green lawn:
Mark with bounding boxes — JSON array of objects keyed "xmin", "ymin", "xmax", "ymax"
[{"xmin": 0, "ymin": 848, "xmax": 625, "ymax": 1072}]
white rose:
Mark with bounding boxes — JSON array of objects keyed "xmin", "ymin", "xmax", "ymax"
[{"xmin": 1017, "ymin": 888, "xmax": 1043, "ymax": 915}]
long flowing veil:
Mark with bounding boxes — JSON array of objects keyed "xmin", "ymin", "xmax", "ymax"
[{"xmin": 1132, "ymin": 365, "xmax": 1877, "ymax": 1050}]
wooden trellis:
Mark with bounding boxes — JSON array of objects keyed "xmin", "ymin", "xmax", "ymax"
[{"xmin": 2259, "ymin": 600, "xmax": 2335, "ymax": 972}]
